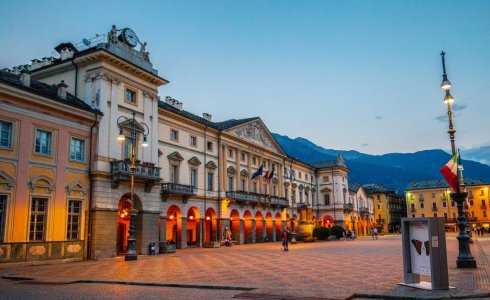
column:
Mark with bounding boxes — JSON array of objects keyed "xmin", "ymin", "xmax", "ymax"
[
  {"xmin": 196, "ymin": 219, "xmax": 202, "ymax": 247},
  {"xmin": 262, "ymin": 219, "xmax": 267, "ymax": 241},
  {"xmin": 200, "ymin": 218, "xmax": 205, "ymax": 246},
  {"xmin": 159, "ymin": 216, "xmax": 167, "ymax": 242},
  {"xmin": 272, "ymin": 219, "xmax": 277, "ymax": 241},
  {"xmin": 109, "ymin": 78, "xmax": 120, "ymax": 159},
  {"xmin": 180, "ymin": 217, "xmax": 187, "ymax": 249},
  {"xmin": 251, "ymin": 219, "xmax": 256, "ymax": 243},
  {"xmin": 239, "ymin": 219, "xmax": 244, "ymax": 245}
]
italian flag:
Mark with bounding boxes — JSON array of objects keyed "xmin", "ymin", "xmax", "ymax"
[{"xmin": 440, "ymin": 153, "xmax": 459, "ymax": 192}]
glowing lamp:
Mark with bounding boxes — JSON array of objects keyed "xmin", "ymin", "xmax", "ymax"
[
  {"xmin": 443, "ymin": 90, "xmax": 454, "ymax": 104},
  {"xmin": 117, "ymin": 128, "xmax": 125, "ymax": 141},
  {"xmin": 142, "ymin": 136, "xmax": 148, "ymax": 147},
  {"xmin": 169, "ymin": 215, "xmax": 174, "ymax": 220},
  {"xmin": 206, "ymin": 216, "xmax": 211, "ymax": 220},
  {"xmin": 440, "ymin": 80, "xmax": 452, "ymax": 90},
  {"xmin": 189, "ymin": 215, "xmax": 194, "ymax": 220}
]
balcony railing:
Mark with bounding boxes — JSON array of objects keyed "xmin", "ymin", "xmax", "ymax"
[
  {"xmin": 410, "ymin": 207, "xmax": 416, "ymax": 212},
  {"xmin": 343, "ymin": 203, "xmax": 353, "ymax": 213},
  {"xmin": 161, "ymin": 183, "xmax": 196, "ymax": 203},
  {"xmin": 481, "ymin": 204, "xmax": 487, "ymax": 209},
  {"xmin": 111, "ymin": 160, "xmax": 161, "ymax": 192},
  {"xmin": 270, "ymin": 196, "xmax": 290, "ymax": 208},
  {"xmin": 432, "ymin": 206, "xmax": 438, "ymax": 211},
  {"xmin": 359, "ymin": 207, "xmax": 370, "ymax": 217}
]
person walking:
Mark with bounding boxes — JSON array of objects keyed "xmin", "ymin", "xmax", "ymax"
[
  {"xmin": 373, "ymin": 228, "xmax": 378, "ymax": 240},
  {"xmin": 281, "ymin": 229, "xmax": 289, "ymax": 251}
]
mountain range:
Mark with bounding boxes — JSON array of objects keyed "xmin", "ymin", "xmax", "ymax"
[{"xmin": 272, "ymin": 133, "xmax": 490, "ymax": 194}]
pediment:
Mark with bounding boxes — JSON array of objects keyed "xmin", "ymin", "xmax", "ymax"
[
  {"xmin": 227, "ymin": 166, "xmax": 236, "ymax": 175},
  {"xmin": 0, "ymin": 170, "xmax": 15, "ymax": 189},
  {"xmin": 320, "ymin": 187, "xmax": 332, "ymax": 193},
  {"xmin": 240, "ymin": 169, "xmax": 249, "ymax": 177},
  {"xmin": 226, "ymin": 119, "xmax": 285, "ymax": 154},
  {"xmin": 206, "ymin": 161, "xmax": 217, "ymax": 169},
  {"xmin": 66, "ymin": 180, "xmax": 88, "ymax": 195},
  {"xmin": 167, "ymin": 151, "xmax": 184, "ymax": 163},
  {"xmin": 188, "ymin": 156, "xmax": 202, "ymax": 166}
]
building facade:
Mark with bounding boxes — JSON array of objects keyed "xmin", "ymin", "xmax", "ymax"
[
  {"xmin": 364, "ymin": 184, "xmax": 406, "ymax": 234},
  {"xmin": 1, "ymin": 26, "xmax": 373, "ymax": 262},
  {"xmin": 405, "ymin": 179, "xmax": 490, "ymax": 231}
]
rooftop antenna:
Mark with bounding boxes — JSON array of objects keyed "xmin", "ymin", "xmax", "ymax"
[{"xmin": 82, "ymin": 38, "xmax": 91, "ymax": 47}]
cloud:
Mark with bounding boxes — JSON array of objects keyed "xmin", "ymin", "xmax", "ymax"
[
  {"xmin": 435, "ymin": 103, "xmax": 468, "ymax": 122},
  {"xmin": 361, "ymin": 143, "xmax": 369, "ymax": 147},
  {"xmin": 374, "ymin": 115, "xmax": 383, "ymax": 120}
]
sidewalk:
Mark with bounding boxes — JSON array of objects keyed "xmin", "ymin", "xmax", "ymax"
[{"xmin": 1, "ymin": 234, "xmax": 489, "ymax": 300}]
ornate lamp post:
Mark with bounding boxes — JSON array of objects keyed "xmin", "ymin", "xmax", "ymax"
[
  {"xmin": 289, "ymin": 163, "xmax": 297, "ymax": 244},
  {"xmin": 440, "ymin": 51, "xmax": 476, "ymax": 268},
  {"xmin": 117, "ymin": 112, "xmax": 149, "ymax": 261}
]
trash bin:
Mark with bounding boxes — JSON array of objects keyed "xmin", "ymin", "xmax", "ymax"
[{"xmin": 149, "ymin": 242, "xmax": 156, "ymax": 255}]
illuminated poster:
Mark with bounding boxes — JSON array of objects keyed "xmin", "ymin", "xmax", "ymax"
[{"xmin": 409, "ymin": 221, "xmax": 431, "ymax": 275}]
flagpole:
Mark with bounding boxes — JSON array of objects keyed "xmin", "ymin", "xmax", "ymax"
[{"xmin": 440, "ymin": 51, "xmax": 476, "ymax": 268}]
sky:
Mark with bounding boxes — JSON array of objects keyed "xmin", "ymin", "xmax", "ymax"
[{"xmin": 1, "ymin": 0, "xmax": 489, "ymax": 155}]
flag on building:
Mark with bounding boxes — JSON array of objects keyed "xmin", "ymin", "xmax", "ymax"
[
  {"xmin": 251, "ymin": 164, "xmax": 263, "ymax": 180},
  {"xmin": 440, "ymin": 153, "xmax": 459, "ymax": 192},
  {"xmin": 265, "ymin": 166, "xmax": 275, "ymax": 184},
  {"xmin": 263, "ymin": 168, "xmax": 269, "ymax": 182}
]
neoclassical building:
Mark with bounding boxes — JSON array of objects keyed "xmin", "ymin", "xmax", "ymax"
[{"xmin": 0, "ymin": 26, "xmax": 375, "ymax": 262}]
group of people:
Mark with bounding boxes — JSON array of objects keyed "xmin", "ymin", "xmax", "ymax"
[
  {"xmin": 343, "ymin": 229, "xmax": 356, "ymax": 240},
  {"xmin": 474, "ymin": 226, "xmax": 487, "ymax": 237}
]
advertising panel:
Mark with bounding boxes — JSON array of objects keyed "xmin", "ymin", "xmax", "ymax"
[{"xmin": 409, "ymin": 221, "xmax": 431, "ymax": 275}]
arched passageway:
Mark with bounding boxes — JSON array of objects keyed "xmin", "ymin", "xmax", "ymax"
[
  {"xmin": 255, "ymin": 211, "xmax": 264, "ymax": 242},
  {"xmin": 166, "ymin": 205, "xmax": 182, "ymax": 248},
  {"xmin": 186, "ymin": 206, "xmax": 201, "ymax": 247},
  {"xmin": 116, "ymin": 193, "xmax": 143, "ymax": 255},
  {"xmin": 204, "ymin": 208, "xmax": 217, "ymax": 242},
  {"xmin": 266, "ymin": 212, "xmax": 274, "ymax": 241},
  {"xmin": 230, "ymin": 209, "xmax": 240, "ymax": 244},
  {"xmin": 243, "ymin": 210, "xmax": 253, "ymax": 244}
]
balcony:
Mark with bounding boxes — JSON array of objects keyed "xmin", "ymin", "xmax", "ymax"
[
  {"xmin": 410, "ymin": 207, "xmax": 416, "ymax": 213},
  {"xmin": 359, "ymin": 207, "xmax": 370, "ymax": 218},
  {"xmin": 161, "ymin": 183, "xmax": 196, "ymax": 203},
  {"xmin": 432, "ymin": 206, "xmax": 438, "ymax": 211},
  {"xmin": 111, "ymin": 160, "xmax": 161, "ymax": 192},
  {"xmin": 270, "ymin": 196, "xmax": 290, "ymax": 209},
  {"xmin": 481, "ymin": 204, "xmax": 487, "ymax": 210},
  {"xmin": 343, "ymin": 203, "xmax": 353, "ymax": 213},
  {"xmin": 226, "ymin": 191, "xmax": 268, "ymax": 207}
]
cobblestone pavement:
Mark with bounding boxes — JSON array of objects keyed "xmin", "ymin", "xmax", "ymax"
[{"xmin": 1, "ymin": 233, "xmax": 489, "ymax": 300}]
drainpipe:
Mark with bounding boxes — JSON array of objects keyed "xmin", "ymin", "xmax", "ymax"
[
  {"xmin": 70, "ymin": 59, "xmax": 78, "ymax": 97},
  {"xmin": 217, "ymin": 134, "xmax": 221, "ymax": 242},
  {"xmin": 87, "ymin": 111, "xmax": 99, "ymax": 260}
]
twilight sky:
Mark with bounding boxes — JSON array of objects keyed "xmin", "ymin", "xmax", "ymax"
[{"xmin": 1, "ymin": 0, "xmax": 489, "ymax": 155}]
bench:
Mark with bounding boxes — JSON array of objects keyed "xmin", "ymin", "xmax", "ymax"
[{"xmin": 220, "ymin": 240, "xmax": 237, "ymax": 247}]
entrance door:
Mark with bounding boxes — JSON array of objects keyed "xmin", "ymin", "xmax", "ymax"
[{"xmin": 117, "ymin": 223, "xmax": 127, "ymax": 254}]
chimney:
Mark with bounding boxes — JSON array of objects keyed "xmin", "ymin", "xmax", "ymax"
[
  {"xmin": 60, "ymin": 48, "xmax": 74, "ymax": 60},
  {"xmin": 165, "ymin": 96, "xmax": 183, "ymax": 111},
  {"xmin": 203, "ymin": 113, "xmax": 212, "ymax": 121},
  {"xmin": 57, "ymin": 80, "xmax": 68, "ymax": 99},
  {"xmin": 20, "ymin": 69, "xmax": 30, "ymax": 87}
]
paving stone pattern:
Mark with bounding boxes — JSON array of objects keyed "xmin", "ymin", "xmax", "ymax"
[{"xmin": 1, "ymin": 233, "xmax": 489, "ymax": 300}]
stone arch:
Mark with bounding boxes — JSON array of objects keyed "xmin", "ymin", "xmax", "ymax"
[
  {"xmin": 204, "ymin": 208, "xmax": 217, "ymax": 242},
  {"xmin": 166, "ymin": 205, "xmax": 182, "ymax": 247},
  {"xmin": 265, "ymin": 212, "xmax": 274, "ymax": 241},
  {"xmin": 186, "ymin": 206, "xmax": 201, "ymax": 247},
  {"xmin": 0, "ymin": 170, "xmax": 15, "ymax": 190},
  {"xmin": 65, "ymin": 180, "xmax": 88, "ymax": 197},
  {"xmin": 230, "ymin": 209, "xmax": 240, "ymax": 244},
  {"xmin": 243, "ymin": 210, "xmax": 253, "ymax": 244},
  {"xmin": 116, "ymin": 193, "xmax": 143, "ymax": 255},
  {"xmin": 29, "ymin": 175, "xmax": 55, "ymax": 193},
  {"xmin": 255, "ymin": 211, "xmax": 264, "ymax": 242}
]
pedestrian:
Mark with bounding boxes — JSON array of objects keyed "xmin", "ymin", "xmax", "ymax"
[
  {"xmin": 281, "ymin": 229, "xmax": 289, "ymax": 251},
  {"xmin": 351, "ymin": 229, "xmax": 356, "ymax": 240},
  {"xmin": 371, "ymin": 228, "xmax": 375, "ymax": 239},
  {"xmin": 373, "ymin": 228, "xmax": 378, "ymax": 240}
]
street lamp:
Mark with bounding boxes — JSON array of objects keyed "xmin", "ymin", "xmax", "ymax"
[
  {"xmin": 117, "ymin": 112, "xmax": 149, "ymax": 261},
  {"xmin": 440, "ymin": 51, "xmax": 476, "ymax": 268},
  {"xmin": 289, "ymin": 163, "xmax": 297, "ymax": 244}
]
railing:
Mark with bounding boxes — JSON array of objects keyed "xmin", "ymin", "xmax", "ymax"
[
  {"xmin": 410, "ymin": 207, "xmax": 416, "ymax": 212},
  {"xmin": 270, "ymin": 196, "xmax": 290, "ymax": 208},
  {"xmin": 111, "ymin": 160, "xmax": 161, "ymax": 191},
  {"xmin": 161, "ymin": 183, "xmax": 196, "ymax": 203},
  {"xmin": 481, "ymin": 204, "xmax": 487, "ymax": 209},
  {"xmin": 226, "ymin": 191, "xmax": 265, "ymax": 203},
  {"xmin": 343, "ymin": 203, "xmax": 353, "ymax": 213},
  {"xmin": 359, "ymin": 207, "xmax": 370, "ymax": 217},
  {"xmin": 432, "ymin": 206, "xmax": 438, "ymax": 211}
]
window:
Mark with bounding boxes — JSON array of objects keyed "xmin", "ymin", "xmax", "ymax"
[
  {"xmin": 272, "ymin": 185, "xmax": 277, "ymax": 196},
  {"xmin": 170, "ymin": 165, "xmax": 179, "ymax": 183},
  {"xmin": 469, "ymin": 190, "xmax": 473, "ymax": 197},
  {"xmin": 452, "ymin": 212, "xmax": 456, "ymax": 219},
  {"xmin": 190, "ymin": 136, "xmax": 197, "ymax": 147},
  {"xmin": 322, "ymin": 176, "xmax": 329, "ymax": 183},
  {"xmin": 170, "ymin": 129, "xmax": 178, "ymax": 141},
  {"xmin": 444, "ymin": 213, "xmax": 448, "ymax": 219},
  {"xmin": 471, "ymin": 211, "xmax": 475, "ymax": 218},
  {"xmin": 420, "ymin": 203, "xmax": 424, "ymax": 209},
  {"xmin": 0, "ymin": 195, "xmax": 6, "ymax": 242},
  {"xmin": 29, "ymin": 198, "xmax": 47, "ymax": 241},
  {"xmin": 305, "ymin": 174, "xmax": 308, "ymax": 181},
  {"xmin": 441, "ymin": 193, "xmax": 446, "ymax": 200},
  {"xmin": 123, "ymin": 139, "xmax": 133, "ymax": 159},
  {"xmin": 0, "ymin": 120, "xmax": 13, "ymax": 149},
  {"xmin": 207, "ymin": 141, "xmax": 213, "ymax": 151},
  {"xmin": 299, "ymin": 191, "xmax": 303, "ymax": 203},
  {"xmin": 305, "ymin": 191, "xmax": 309, "ymax": 203},
  {"xmin": 228, "ymin": 149, "xmax": 233, "ymax": 158},
  {"xmin": 469, "ymin": 200, "xmax": 474, "ymax": 206},
  {"xmin": 482, "ymin": 200, "xmax": 486, "ymax": 207},
  {"xmin": 410, "ymin": 203, "xmax": 415, "ymax": 209},
  {"xmin": 240, "ymin": 153, "xmax": 245, "ymax": 161},
  {"xmin": 67, "ymin": 200, "xmax": 81, "ymax": 240},
  {"xmin": 241, "ymin": 179, "xmax": 246, "ymax": 191},
  {"xmin": 70, "ymin": 137, "xmax": 85, "ymax": 162},
  {"xmin": 299, "ymin": 172, "xmax": 302, "ymax": 179},
  {"xmin": 207, "ymin": 172, "xmax": 213, "ymax": 191},
  {"xmin": 253, "ymin": 182, "xmax": 257, "ymax": 193},
  {"xmin": 412, "ymin": 214, "xmax": 415, "ymax": 218},
  {"xmin": 484, "ymin": 211, "xmax": 487, "ymax": 218},
  {"xmin": 433, "ymin": 213, "xmax": 437, "ymax": 217},
  {"xmin": 432, "ymin": 203, "xmax": 437, "ymax": 208},
  {"xmin": 324, "ymin": 194, "xmax": 330, "ymax": 205},
  {"xmin": 285, "ymin": 188, "xmax": 289, "ymax": 200},
  {"xmin": 419, "ymin": 194, "xmax": 424, "ymax": 200},
  {"xmin": 481, "ymin": 190, "xmax": 485, "ymax": 196},
  {"xmin": 228, "ymin": 176, "xmax": 234, "ymax": 191},
  {"xmin": 125, "ymin": 88, "xmax": 137, "ymax": 103},
  {"xmin": 421, "ymin": 214, "xmax": 425, "ymax": 217},
  {"xmin": 34, "ymin": 129, "xmax": 52, "ymax": 156},
  {"xmin": 431, "ymin": 193, "xmax": 435, "ymax": 198},
  {"xmin": 252, "ymin": 157, "xmax": 256, "ymax": 165},
  {"xmin": 377, "ymin": 195, "xmax": 381, "ymax": 200},
  {"xmin": 190, "ymin": 169, "xmax": 197, "ymax": 188},
  {"xmin": 451, "ymin": 201, "xmax": 455, "ymax": 207},
  {"xmin": 443, "ymin": 201, "xmax": 447, "ymax": 207}
]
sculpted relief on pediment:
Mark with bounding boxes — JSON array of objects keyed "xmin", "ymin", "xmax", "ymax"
[{"xmin": 233, "ymin": 121, "xmax": 277, "ymax": 152}]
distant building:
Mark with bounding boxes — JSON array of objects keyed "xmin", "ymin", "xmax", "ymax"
[
  {"xmin": 405, "ymin": 179, "xmax": 490, "ymax": 231},
  {"xmin": 347, "ymin": 183, "xmax": 375, "ymax": 236},
  {"xmin": 364, "ymin": 184, "xmax": 406, "ymax": 233}
]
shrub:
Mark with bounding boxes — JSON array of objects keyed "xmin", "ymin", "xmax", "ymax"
[
  {"xmin": 294, "ymin": 232, "xmax": 309, "ymax": 242},
  {"xmin": 313, "ymin": 226, "xmax": 331, "ymax": 240},
  {"xmin": 330, "ymin": 226, "xmax": 345, "ymax": 239}
]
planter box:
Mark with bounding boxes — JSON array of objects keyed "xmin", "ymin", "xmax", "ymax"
[
  {"xmin": 159, "ymin": 242, "xmax": 176, "ymax": 254},
  {"xmin": 203, "ymin": 241, "xmax": 220, "ymax": 248}
]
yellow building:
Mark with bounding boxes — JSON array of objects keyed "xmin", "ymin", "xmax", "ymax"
[
  {"xmin": 405, "ymin": 179, "xmax": 490, "ymax": 231},
  {"xmin": 364, "ymin": 184, "xmax": 406, "ymax": 234}
]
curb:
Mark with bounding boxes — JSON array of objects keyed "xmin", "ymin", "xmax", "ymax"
[{"xmin": 349, "ymin": 292, "xmax": 490, "ymax": 300}]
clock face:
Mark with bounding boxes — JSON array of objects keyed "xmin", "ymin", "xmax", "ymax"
[{"xmin": 123, "ymin": 28, "xmax": 139, "ymax": 47}]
